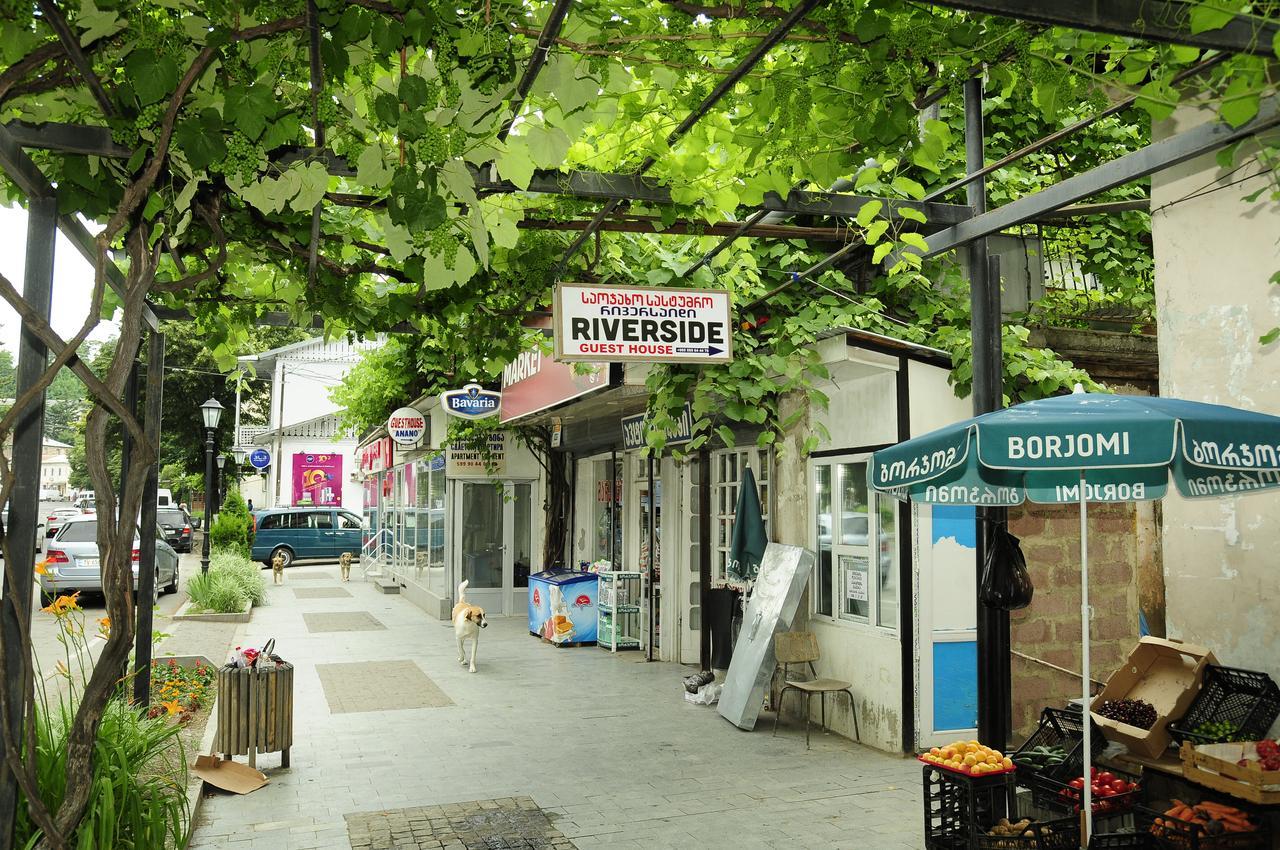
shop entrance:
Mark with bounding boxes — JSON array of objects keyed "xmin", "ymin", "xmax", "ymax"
[{"xmin": 453, "ymin": 480, "xmax": 533, "ymax": 615}]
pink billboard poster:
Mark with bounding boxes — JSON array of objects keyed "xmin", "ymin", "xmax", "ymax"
[{"xmin": 292, "ymin": 452, "xmax": 342, "ymax": 506}]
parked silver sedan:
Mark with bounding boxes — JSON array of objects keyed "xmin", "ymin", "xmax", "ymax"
[{"xmin": 40, "ymin": 517, "xmax": 179, "ymax": 601}]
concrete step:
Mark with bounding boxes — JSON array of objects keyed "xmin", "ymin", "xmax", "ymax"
[{"xmin": 372, "ymin": 578, "xmax": 400, "ymax": 594}]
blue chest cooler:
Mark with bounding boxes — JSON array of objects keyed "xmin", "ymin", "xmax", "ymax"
[{"xmin": 528, "ymin": 571, "xmax": 599, "ymax": 645}]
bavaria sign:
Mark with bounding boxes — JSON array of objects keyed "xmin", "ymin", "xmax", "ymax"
[
  {"xmin": 554, "ymin": 283, "xmax": 733, "ymax": 364},
  {"xmin": 440, "ymin": 383, "xmax": 502, "ymax": 419},
  {"xmin": 248, "ymin": 448, "xmax": 272, "ymax": 470},
  {"xmin": 387, "ymin": 407, "xmax": 427, "ymax": 445}
]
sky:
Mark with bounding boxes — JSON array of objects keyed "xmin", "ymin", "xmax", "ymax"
[{"xmin": 0, "ymin": 204, "xmax": 120, "ymax": 358}]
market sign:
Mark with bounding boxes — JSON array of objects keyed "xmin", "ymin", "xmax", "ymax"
[
  {"xmin": 499, "ymin": 347, "xmax": 608, "ymax": 424},
  {"xmin": 621, "ymin": 403, "xmax": 694, "ymax": 451},
  {"xmin": 387, "ymin": 406, "xmax": 427, "ymax": 445},
  {"xmin": 440, "ymin": 383, "xmax": 502, "ymax": 419},
  {"xmin": 248, "ymin": 448, "xmax": 272, "ymax": 470},
  {"xmin": 554, "ymin": 283, "xmax": 733, "ymax": 364}
]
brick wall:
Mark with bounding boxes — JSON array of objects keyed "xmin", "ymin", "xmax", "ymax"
[{"xmin": 1008, "ymin": 502, "xmax": 1146, "ymax": 740}]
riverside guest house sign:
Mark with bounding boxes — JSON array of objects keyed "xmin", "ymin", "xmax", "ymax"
[{"xmin": 554, "ymin": 283, "xmax": 733, "ymax": 364}]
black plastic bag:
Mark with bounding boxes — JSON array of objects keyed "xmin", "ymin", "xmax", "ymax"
[{"xmin": 980, "ymin": 525, "xmax": 1034, "ymax": 610}]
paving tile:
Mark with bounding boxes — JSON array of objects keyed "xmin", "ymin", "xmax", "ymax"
[
  {"xmin": 316, "ymin": 660, "xmax": 453, "ymax": 713},
  {"xmin": 294, "ymin": 587, "xmax": 355, "ymax": 599},
  {"xmin": 303, "ymin": 611, "xmax": 386, "ymax": 632}
]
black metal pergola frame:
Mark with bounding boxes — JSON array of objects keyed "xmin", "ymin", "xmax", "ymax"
[{"xmin": 0, "ymin": 1, "xmax": 1275, "ymax": 843}]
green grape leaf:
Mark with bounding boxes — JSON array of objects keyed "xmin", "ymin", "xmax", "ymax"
[
  {"xmin": 379, "ymin": 215, "xmax": 414, "ymax": 263},
  {"xmin": 855, "ymin": 200, "xmax": 882, "ymax": 227},
  {"xmin": 127, "ymin": 50, "xmax": 179, "ymax": 106},
  {"xmin": 872, "ymin": 242, "xmax": 894, "ymax": 265},
  {"xmin": 440, "ymin": 159, "xmax": 478, "ymax": 206},
  {"xmin": 1220, "ymin": 76, "xmax": 1259, "ymax": 128},
  {"xmin": 468, "ymin": 205, "xmax": 489, "ymax": 269},
  {"xmin": 1189, "ymin": 5, "xmax": 1236, "ymax": 33},
  {"xmin": 77, "ymin": 0, "xmax": 125, "ymax": 45},
  {"xmin": 261, "ymin": 112, "xmax": 302, "ymax": 151},
  {"xmin": 863, "ymin": 220, "xmax": 889, "ymax": 244},
  {"xmin": 356, "ymin": 144, "xmax": 393, "ymax": 189},
  {"xmin": 1136, "ymin": 80, "xmax": 1178, "ymax": 122},
  {"xmin": 398, "ymin": 75, "xmax": 430, "ymax": 110},
  {"xmin": 900, "ymin": 232, "xmax": 929, "ymax": 252},
  {"xmin": 288, "ymin": 162, "xmax": 330, "ymax": 212},
  {"xmin": 523, "ymin": 124, "xmax": 572, "ymax": 169},
  {"xmin": 224, "ymin": 84, "xmax": 276, "ymax": 140},
  {"xmin": 373, "ymin": 92, "xmax": 400, "ymax": 127},
  {"xmin": 495, "ymin": 143, "xmax": 535, "ymax": 190},
  {"xmin": 892, "ymin": 175, "xmax": 926, "ymax": 200}
]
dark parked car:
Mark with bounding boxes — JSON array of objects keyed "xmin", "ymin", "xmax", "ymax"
[
  {"xmin": 157, "ymin": 508, "xmax": 193, "ymax": 553},
  {"xmin": 251, "ymin": 507, "xmax": 363, "ymax": 568}
]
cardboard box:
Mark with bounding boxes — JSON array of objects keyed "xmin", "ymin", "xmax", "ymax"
[
  {"xmin": 192, "ymin": 754, "xmax": 268, "ymax": 794},
  {"xmin": 1089, "ymin": 637, "xmax": 1217, "ymax": 759}
]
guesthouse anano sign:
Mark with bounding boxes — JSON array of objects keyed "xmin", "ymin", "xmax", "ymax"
[
  {"xmin": 554, "ymin": 283, "xmax": 733, "ymax": 364},
  {"xmin": 386, "ymin": 407, "xmax": 426, "ymax": 445}
]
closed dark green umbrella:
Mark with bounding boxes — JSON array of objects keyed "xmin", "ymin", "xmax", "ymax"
[{"xmin": 728, "ymin": 466, "xmax": 768, "ymax": 582}]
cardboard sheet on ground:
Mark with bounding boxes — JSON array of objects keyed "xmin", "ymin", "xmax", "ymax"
[
  {"xmin": 193, "ymin": 754, "xmax": 268, "ymax": 794},
  {"xmin": 717, "ymin": 543, "xmax": 814, "ymax": 731}
]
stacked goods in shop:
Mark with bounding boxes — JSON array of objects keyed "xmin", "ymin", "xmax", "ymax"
[
  {"xmin": 922, "ymin": 763, "xmax": 1017, "ymax": 850},
  {"xmin": 1179, "ymin": 739, "xmax": 1280, "ymax": 805},
  {"xmin": 1013, "ymin": 707, "xmax": 1108, "ymax": 800},
  {"xmin": 1035, "ymin": 766, "xmax": 1142, "ymax": 815},
  {"xmin": 1168, "ymin": 667, "xmax": 1280, "ymax": 748}
]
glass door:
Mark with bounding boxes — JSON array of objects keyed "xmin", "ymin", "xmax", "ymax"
[{"xmin": 453, "ymin": 481, "xmax": 534, "ymax": 615}]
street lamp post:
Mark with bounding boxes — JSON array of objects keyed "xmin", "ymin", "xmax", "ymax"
[
  {"xmin": 215, "ymin": 453, "xmax": 227, "ymax": 516},
  {"xmin": 199, "ymin": 398, "xmax": 224, "ymax": 575}
]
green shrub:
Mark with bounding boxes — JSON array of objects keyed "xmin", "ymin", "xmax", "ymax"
[
  {"xmin": 187, "ymin": 551, "xmax": 266, "ymax": 614},
  {"xmin": 209, "ymin": 487, "xmax": 253, "ymax": 558}
]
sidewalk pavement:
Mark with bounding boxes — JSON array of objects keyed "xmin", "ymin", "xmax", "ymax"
[{"xmin": 189, "ymin": 567, "xmax": 925, "ymax": 850}]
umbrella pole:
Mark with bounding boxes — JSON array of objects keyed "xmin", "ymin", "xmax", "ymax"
[{"xmin": 1080, "ymin": 469, "xmax": 1092, "ymax": 846}]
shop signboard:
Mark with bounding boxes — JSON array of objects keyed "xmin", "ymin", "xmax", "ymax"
[
  {"xmin": 440, "ymin": 383, "xmax": 501, "ymax": 419},
  {"xmin": 499, "ymin": 347, "xmax": 608, "ymax": 424},
  {"xmin": 387, "ymin": 407, "xmax": 427, "ymax": 445},
  {"xmin": 447, "ymin": 432, "xmax": 506, "ymax": 477},
  {"xmin": 554, "ymin": 283, "xmax": 733, "ymax": 364},
  {"xmin": 292, "ymin": 452, "xmax": 342, "ymax": 507},
  {"xmin": 359, "ymin": 436, "xmax": 393, "ymax": 476},
  {"xmin": 620, "ymin": 402, "xmax": 694, "ymax": 451},
  {"xmin": 248, "ymin": 448, "xmax": 271, "ymax": 470}
]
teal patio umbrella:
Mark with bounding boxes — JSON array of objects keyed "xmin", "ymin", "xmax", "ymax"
[
  {"xmin": 728, "ymin": 466, "xmax": 768, "ymax": 583},
  {"xmin": 869, "ymin": 386, "xmax": 1280, "ymax": 842}
]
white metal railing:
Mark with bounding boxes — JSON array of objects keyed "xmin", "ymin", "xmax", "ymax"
[{"xmin": 360, "ymin": 528, "xmax": 393, "ymax": 579}]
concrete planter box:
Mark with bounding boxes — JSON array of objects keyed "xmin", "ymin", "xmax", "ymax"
[{"xmin": 172, "ymin": 600, "xmax": 251, "ymax": 623}]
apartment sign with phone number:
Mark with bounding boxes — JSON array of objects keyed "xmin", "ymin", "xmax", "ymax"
[{"xmin": 554, "ymin": 283, "xmax": 733, "ymax": 364}]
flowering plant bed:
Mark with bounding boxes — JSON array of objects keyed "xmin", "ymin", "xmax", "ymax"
[{"xmin": 148, "ymin": 657, "xmax": 216, "ymax": 723}]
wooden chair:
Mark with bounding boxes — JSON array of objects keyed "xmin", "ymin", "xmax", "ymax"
[{"xmin": 771, "ymin": 632, "xmax": 859, "ymax": 749}]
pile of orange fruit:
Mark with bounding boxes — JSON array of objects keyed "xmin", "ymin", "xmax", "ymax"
[{"xmin": 920, "ymin": 740, "xmax": 1014, "ymax": 775}]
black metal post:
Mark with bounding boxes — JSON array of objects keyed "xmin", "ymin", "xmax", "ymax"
[
  {"xmin": 134, "ymin": 331, "xmax": 164, "ymax": 706},
  {"xmin": 698, "ymin": 449, "xmax": 712, "ymax": 671},
  {"xmin": 646, "ymin": 453, "xmax": 656, "ymax": 662},
  {"xmin": 966, "ymin": 76, "xmax": 1012, "ymax": 751},
  {"xmin": 0, "ymin": 195, "xmax": 56, "ymax": 845},
  {"xmin": 201, "ymin": 428, "xmax": 215, "ymax": 574}
]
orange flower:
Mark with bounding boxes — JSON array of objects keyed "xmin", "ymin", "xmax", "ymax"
[
  {"xmin": 33, "ymin": 560, "xmax": 50, "ymax": 576},
  {"xmin": 41, "ymin": 592, "xmax": 80, "ymax": 615},
  {"xmin": 97, "ymin": 617, "xmax": 111, "ymax": 637},
  {"xmin": 161, "ymin": 700, "xmax": 182, "ymax": 716}
]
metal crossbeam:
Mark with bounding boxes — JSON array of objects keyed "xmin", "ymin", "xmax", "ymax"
[
  {"xmin": 924, "ymin": 97, "xmax": 1280, "ymax": 256},
  {"xmin": 0, "ymin": 123, "xmax": 157, "ymax": 330},
  {"xmin": 761, "ymin": 190, "xmax": 971, "ymax": 226},
  {"xmin": 500, "ymin": 0, "xmax": 574, "ymax": 142},
  {"xmin": 921, "ymin": 0, "xmax": 1279, "ymax": 56}
]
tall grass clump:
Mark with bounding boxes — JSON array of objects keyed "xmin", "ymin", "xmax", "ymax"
[{"xmin": 187, "ymin": 551, "xmax": 266, "ymax": 613}]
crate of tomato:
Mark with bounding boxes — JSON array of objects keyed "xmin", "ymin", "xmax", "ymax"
[{"xmin": 1034, "ymin": 766, "xmax": 1141, "ymax": 815}]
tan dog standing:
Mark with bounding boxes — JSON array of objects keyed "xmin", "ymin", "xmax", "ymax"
[
  {"xmin": 339, "ymin": 551, "xmax": 353, "ymax": 582},
  {"xmin": 451, "ymin": 580, "xmax": 487, "ymax": 673},
  {"xmin": 272, "ymin": 552, "xmax": 286, "ymax": 585}
]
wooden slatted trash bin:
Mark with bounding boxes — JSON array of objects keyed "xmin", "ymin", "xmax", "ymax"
[{"xmin": 215, "ymin": 646, "xmax": 293, "ymax": 770}]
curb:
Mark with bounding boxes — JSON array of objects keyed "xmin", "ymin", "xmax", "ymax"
[{"xmin": 172, "ymin": 600, "xmax": 251, "ymax": 623}]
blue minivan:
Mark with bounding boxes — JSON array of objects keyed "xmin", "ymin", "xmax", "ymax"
[{"xmin": 251, "ymin": 507, "xmax": 364, "ymax": 568}]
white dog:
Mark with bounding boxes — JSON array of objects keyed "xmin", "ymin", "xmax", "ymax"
[{"xmin": 451, "ymin": 580, "xmax": 488, "ymax": 673}]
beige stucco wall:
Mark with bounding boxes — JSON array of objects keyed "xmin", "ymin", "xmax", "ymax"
[{"xmin": 1152, "ymin": 102, "xmax": 1280, "ymax": 676}]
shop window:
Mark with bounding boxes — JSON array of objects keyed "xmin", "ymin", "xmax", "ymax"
[
  {"xmin": 810, "ymin": 456, "xmax": 898, "ymax": 632},
  {"xmin": 712, "ymin": 448, "xmax": 771, "ymax": 584},
  {"xmin": 415, "ymin": 456, "xmax": 447, "ymax": 595},
  {"xmin": 593, "ymin": 458, "xmax": 623, "ymax": 565}
]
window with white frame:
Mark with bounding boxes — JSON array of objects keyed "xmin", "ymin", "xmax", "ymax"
[
  {"xmin": 811, "ymin": 456, "xmax": 898, "ymax": 631},
  {"xmin": 713, "ymin": 447, "xmax": 771, "ymax": 584}
]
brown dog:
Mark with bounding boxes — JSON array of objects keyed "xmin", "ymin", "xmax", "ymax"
[
  {"xmin": 339, "ymin": 551, "xmax": 353, "ymax": 582},
  {"xmin": 271, "ymin": 552, "xmax": 286, "ymax": 585},
  {"xmin": 451, "ymin": 580, "xmax": 487, "ymax": 673}
]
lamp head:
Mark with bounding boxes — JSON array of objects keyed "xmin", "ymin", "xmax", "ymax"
[
  {"xmin": 200, "ymin": 397, "xmax": 224, "ymax": 430},
  {"xmin": 232, "ymin": 446, "xmax": 247, "ymax": 465},
  {"xmin": 215, "ymin": 454, "xmax": 226, "ymax": 470}
]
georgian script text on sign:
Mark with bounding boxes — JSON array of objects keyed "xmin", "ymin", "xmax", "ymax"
[{"xmin": 554, "ymin": 283, "xmax": 733, "ymax": 364}]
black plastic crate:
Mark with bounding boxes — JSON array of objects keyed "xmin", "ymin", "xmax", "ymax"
[
  {"xmin": 1137, "ymin": 805, "xmax": 1269, "ymax": 850},
  {"xmin": 1014, "ymin": 707, "xmax": 1110, "ymax": 786},
  {"xmin": 1029, "ymin": 766, "xmax": 1142, "ymax": 816},
  {"xmin": 974, "ymin": 816, "xmax": 1080, "ymax": 850},
  {"xmin": 1089, "ymin": 829, "xmax": 1157, "ymax": 849},
  {"xmin": 1168, "ymin": 666, "xmax": 1280, "ymax": 747},
  {"xmin": 924, "ymin": 765, "xmax": 1017, "ymax": 850}
]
